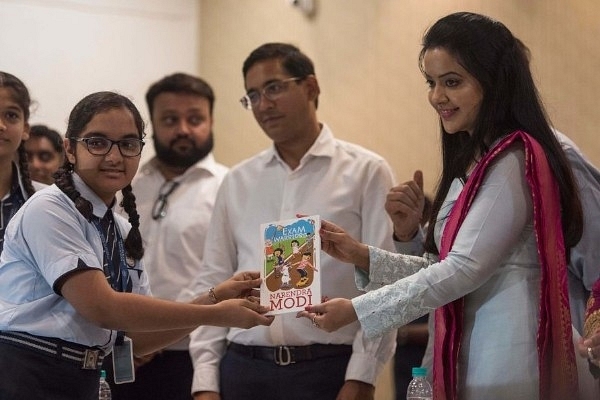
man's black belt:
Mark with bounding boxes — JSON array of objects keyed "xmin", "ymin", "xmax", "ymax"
[
  {"xmin": 228, "ymin": 342, "xmax": 352, "ymax": 366},
  {"xmin": 0, "ymin": 331, "xmax": 105, "ymax": 370}
]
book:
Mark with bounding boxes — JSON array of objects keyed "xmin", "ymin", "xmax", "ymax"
[{"xmin": 260, "ymin": 215, "xmax": 321, "ymax": 315}]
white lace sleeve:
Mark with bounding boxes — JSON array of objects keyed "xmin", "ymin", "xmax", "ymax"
[
  {"xmin": 355, "ymin": 246, "xmax": 436, "ymax": 292},
  {"xmin": 352, "ymin": 246, "xmax": 437, "ymax": 337},
  {"xmin": 353, "ymin": 147, "xmax": 533, "ymax": 338},
  {"xmin": 352, "ymin": 277, "xmax": 433, "ymax": 338}
]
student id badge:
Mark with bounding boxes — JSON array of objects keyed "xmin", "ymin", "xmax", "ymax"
[{"xmin": 112, "ymin": 336, "xmax": 135, "ymax": 384}]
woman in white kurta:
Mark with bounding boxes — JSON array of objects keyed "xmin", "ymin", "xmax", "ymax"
[
  {"xmin": 354, "ymin": 146, "xmax": 540, "ymax": 399},
  {"xmin": 298, "ymin": 12, "xmax": 582, "ymax": 400}
]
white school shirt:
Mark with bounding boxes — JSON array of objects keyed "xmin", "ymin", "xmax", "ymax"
[
  {"xmin": 125, "ymin": 154, "xmax": 228, "ymax": 350},
  {"xmin": 0, "ymin": 173, "xmax": 151, "ymax": 352},
  {"xmin": 0, "ymin": 161, "xmax": 46, "ymax": 254},
  {"xmin": 184, "ymin": 124, "xmax": 397, "ymax": 394}
]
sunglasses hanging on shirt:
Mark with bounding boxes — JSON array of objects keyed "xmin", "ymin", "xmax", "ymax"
[{"xmin": 152, "ymin": 180, "xmax": 180, "ymax": 220}]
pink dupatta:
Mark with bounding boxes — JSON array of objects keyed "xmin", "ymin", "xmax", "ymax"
[{"xmin": 432, "ymin": 131, "xmax": 578, "ymax": 399}]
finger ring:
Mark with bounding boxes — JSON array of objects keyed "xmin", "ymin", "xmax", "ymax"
[
  {"xmin": 588, "ymin": 347, "xmax": 595, "ymax": 361},
  {"xmin": 312, "ymin": 316, "xmax": 319, "ymax": 328}
]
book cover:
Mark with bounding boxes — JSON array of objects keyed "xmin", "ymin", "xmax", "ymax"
[{"xmin": 260, "ymin": 215, "xmax": 321, "ymax": 315}]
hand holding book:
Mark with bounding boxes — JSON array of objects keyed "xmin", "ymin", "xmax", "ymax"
[
  {"xmin": 318, "ymin": 219, "xmax": 370, "ymax": 271},
  {"xmin": 296, "ymin": 298, "xmax": 359, "ymax": 332}
]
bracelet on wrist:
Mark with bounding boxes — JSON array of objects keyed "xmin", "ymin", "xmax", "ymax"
[{"xmin": 208, "ymin": 287, "xmax": 220, "ymax": 304}]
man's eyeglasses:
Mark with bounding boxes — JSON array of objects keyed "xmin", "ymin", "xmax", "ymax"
[
  {"xmin": 72, "ymin": 137, "xmax": 145, "ymax": 158},
  {"xmin": 240, "ymin": 77, "xmax": 302, "ymax": 110},
  {"xmin": 152, "ymin": 180, "xmax": 180, "ymax": 220}
]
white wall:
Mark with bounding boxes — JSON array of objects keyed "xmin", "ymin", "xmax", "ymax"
[{"xmin": 0, "ymin": 0, "xmax": 199, "ymax": 164}]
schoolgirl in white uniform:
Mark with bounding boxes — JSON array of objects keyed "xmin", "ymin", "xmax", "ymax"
[
  {"xmin": 0, "ymin": 91, "xmax": 273, "ymax": 400},
  {"xmin": 0, "ymin": 72, "xmax": 43, "ymax": 255}
]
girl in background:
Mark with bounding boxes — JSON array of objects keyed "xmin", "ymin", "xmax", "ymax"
[
  {"xmin": 24, "ymin": 124, "xmax": 65, "ymax": 185},
  {"xmin": 0, "ymin": 71, "xmax": 39, "ymax": 255}
]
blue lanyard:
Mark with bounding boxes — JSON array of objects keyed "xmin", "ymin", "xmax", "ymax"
[
  {"xmin": 92, "ymin": 216, "xmax": 130, "ymax": 293},
  {"xmin": 0, "ymin": 177, "xmax": 25, "ymax": 255}
]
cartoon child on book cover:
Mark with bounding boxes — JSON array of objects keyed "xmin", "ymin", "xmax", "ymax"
[{"xmin": 260, "ymin": 215, "xmax": 321, "ymax": 315}]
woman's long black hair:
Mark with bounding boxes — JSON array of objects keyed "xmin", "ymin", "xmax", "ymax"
[{"xmin": 421, "ymin": 12, "xmax": 582, "ymax": 255}]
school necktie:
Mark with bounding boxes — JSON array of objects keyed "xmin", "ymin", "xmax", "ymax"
[{"xmin": 100, "ymin": 209, "xmax": 131, "ymax": 292}]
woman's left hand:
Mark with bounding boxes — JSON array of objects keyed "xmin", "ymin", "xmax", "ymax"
[{"xmin": 296, "ymin": 298, "xmax": 358, "ymax": 332}]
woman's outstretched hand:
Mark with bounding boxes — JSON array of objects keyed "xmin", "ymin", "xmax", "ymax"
[
  {"xmin": 296, "ymin": 298, "xmax": 358, "ymax": 332},
  {"xmin": 319, "ymin": 219, "xmax": 370, "ymax": 270}
]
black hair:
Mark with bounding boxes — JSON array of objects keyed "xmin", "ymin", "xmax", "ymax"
[
  {"xmin": 29, "ymin": 124, "xmax": 64, "ymax": 154},
  {"xmin": 420, "ymin": 12, "xmax": 582, "ymax": 254},
  {"xmin": 242, "ymin": 43, "xmax": 318, "ymax": 108},
  {"xmin": 0, "ymin": 71, "xmax": 35, "ymax": 197},
  {"xmin": 54, "ymin": 91, "xmax": 145, "ymax": 260},
  {"xmin": 145, "ymin": 73, "xmax": 215, "ymax": 118}
]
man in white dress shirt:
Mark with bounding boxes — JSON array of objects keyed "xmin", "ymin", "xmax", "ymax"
[
  {"xmin": 104, "ymin": 73, "xmax": 228, "ymax": 400},
  {"xmin": 187, "ymin": 43, "xmax": 397, "ymax": 400}
]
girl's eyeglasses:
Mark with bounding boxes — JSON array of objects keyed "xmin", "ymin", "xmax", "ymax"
[{"xmin": 72, "ymin": 137, "xmax": 144, "ymax": 157}]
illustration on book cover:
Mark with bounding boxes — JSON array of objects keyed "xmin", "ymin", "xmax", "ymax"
[{"xmin": 260, "ymin": 215, "xmax": 321, "ymax": 315}]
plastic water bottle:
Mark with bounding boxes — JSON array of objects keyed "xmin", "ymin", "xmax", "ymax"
[
  {"xmin": 406, "ymin": 366, "xmax": 432, "ymax": 400},
  {"xmin": 99, "ymin": 370, "xmax": 112, "ymax": 400}
]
